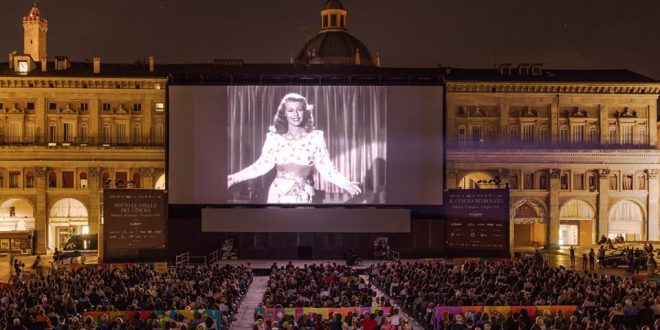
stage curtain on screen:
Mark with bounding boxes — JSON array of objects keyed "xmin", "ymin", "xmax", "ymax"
[{"xmin": 228, "ymin": 86, "xmax": 387, "ymax": 203}]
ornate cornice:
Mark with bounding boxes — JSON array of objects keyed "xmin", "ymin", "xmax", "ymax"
[
  {"xmin": 447, "ymin": 149, "xmax": 660, "ymax": 164},
  {"xmin": 0, "ymin": 77, "xmax": 167, "ymax": 90},
  {"xmin": 446, "ymin": 82, "xmax": 660, "ymax": 95},
  {"xmin": 0, "ymin": 147, "xmax": 164, "ymax": 162}
]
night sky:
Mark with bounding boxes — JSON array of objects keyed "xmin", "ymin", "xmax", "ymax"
[{"xmin": 1, "ymin": 0, "xmax": 659, "ymax": 79}]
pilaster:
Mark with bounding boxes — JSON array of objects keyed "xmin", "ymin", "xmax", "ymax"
[
  {"xmin": 597, "ymin": 169, "xmax": 610, "ymax": 244},
  {"xmin": 548, "ymin": 168, "xmax": 561, "ymax": 248},
  {"xmin": 34, "ymin": 166, "xmax": 47, "ymax": 254},
  {"xmin": 646, "ymin": 169, "xmax": 659, "ymax": 241}
]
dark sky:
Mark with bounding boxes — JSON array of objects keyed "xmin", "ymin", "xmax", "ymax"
[{"xmin": 2, "ymin": 0, "xmax": 660, "ymax": 79}]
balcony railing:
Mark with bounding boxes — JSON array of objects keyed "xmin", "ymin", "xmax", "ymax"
[
  {"xmin": 0, "ymin": 135, "xmax": 165, "ymax": 147},
  {"xmin": 447, "ymin": 141, "xmax": 656, "ymax": 150}
]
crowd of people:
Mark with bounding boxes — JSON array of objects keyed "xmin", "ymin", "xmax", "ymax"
[
  {"xmin": 0, "ymin": 263, "xmax": 252, "ymax": 329},
  {"xmin": 262, "ymin": 262, "xmax": 377, "ymax": 308},
  {"xmin": 254, "ymin": 309, "xmax": 414, "ymax": 330},
  {"xmin": 369, "ymin": 259, "xmax": 660, "ymax": 329}
]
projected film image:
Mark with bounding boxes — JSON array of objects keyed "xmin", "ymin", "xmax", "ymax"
[{"xmin": 227, "ymin": 86, "xmax": 387, "ymax": 204}]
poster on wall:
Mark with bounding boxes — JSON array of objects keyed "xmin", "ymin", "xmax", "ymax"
[
  {"xmin": 445, "ymin": 189, "xmax": 509, "ymax": 257},
  {"xmin": 103, "ymin": 189, "xmax": 166, "ymax": 251}
]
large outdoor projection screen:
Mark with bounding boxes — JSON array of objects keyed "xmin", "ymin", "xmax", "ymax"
[{"xmin": 168, "ymin": 85, "xmax": 443, "ymax": 205}]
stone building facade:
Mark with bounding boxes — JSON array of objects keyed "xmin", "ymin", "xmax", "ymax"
[
  {"xmin": 446, "ymin": 66, "xmax": 660, "ymax": 249},
  {"xmin": 0, "ymin": 5, "xmax": 166, "ymax": 254}
]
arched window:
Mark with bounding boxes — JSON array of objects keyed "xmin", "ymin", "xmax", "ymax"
[
  {"xmin": 609, "ymin": 126, "xmax": 617, "ymax": 145},
  {"xmin": 559, "ymin": 126, "xmax": 569, "ymax": 144},
  {"xmin": 458, "ymin": 126, "xmax": 467, "ymax": 146},
  {"xmin": 589, "ymin": 126, "xmax": 598, "ymax": 145},
  {"xmin": 48, "ymin": 124, "xmax": 57, "ymax": 143},
  {"xmin": 102, "ymin": 123, "xmax": 111, "ymax": 144},
  {"xmin": 539, "ymin": 126, "xmax": 548, "ymax": 144},
  {"xmin": 154, "ymin": 124, "xmax": 164, "ymax": 145},
  {"xmin": 79, "ymin": 123, "xmax": 88, "ymax": 144},
  {"xmin": 638, "ymin": 126, "xmax": 646, "ymax": 145},
  {"xmin": 509, "ymin": 126, "xmax": 519, "ymax": 144},
  {"xmin": 25, "ymin": 123, "xmax": 35, "ymax": 143},
  {"xmin": 132, "ymin": 124, "xmax": 141, "ymax": 145}
]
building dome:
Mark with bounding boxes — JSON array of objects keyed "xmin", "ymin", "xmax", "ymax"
[
  {"xmin": 296, "ymin": 32, "xmax": 374, "ymax": 66},
  {"xmin": 295, "ymin": 0, "xmax": 378, "ymax": 66}
]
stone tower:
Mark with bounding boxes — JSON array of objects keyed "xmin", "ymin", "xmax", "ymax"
[{"xmin": 23, "ymin": 3, "xmax": 48, "ymax": 62}]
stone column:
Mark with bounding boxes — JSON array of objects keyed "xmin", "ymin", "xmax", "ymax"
[
  {"xmin": 646, "ymin": 169, "xmax": 659, "ymax": 241},
  {"xmin": 548, "ymin": 169, "xmax": 561, "ymax": 249},
  {"xmin": 139, "ymin": 167, "xmax": 156, "ymax": 189},
  {"xmin": 649, "ymin": 104, "xmax": 658, "ymax": 147},
  {"xmin": 34, "ymin": 166, "xmax": 48, "ymax": 254},
  {"xmin": 597, "ymin": 169, "xmax": 610, "ymax": 244}
]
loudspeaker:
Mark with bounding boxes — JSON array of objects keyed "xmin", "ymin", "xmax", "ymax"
[{"xmin": 298, "ymin": 245, "xmax": 313, "ymax": 259}]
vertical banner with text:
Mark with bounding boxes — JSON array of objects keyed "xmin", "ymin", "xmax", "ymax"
[
  {"xmin": 445, "ymin": 189, "xmax": 509, "ymax": 258},
  {"xmin": 103, "ymin": 189, "xmax": 167, "ymax": 261}
]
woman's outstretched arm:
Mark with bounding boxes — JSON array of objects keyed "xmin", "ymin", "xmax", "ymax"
[
  {"xmin": 313, "ymin": 131, "xmax": 361, "ymax": 196},
  {"xmin": 228, "ymin": 133, "xmax": 277, "ymax": 187}
]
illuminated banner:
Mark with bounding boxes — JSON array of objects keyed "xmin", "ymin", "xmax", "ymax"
[
  {"xmin": 445, "ymin": 189, "xmax": 509, "ymax": 256},
  {"xmin": 104, "ymin": 189, "xmax": 166, "ymax": 250}
]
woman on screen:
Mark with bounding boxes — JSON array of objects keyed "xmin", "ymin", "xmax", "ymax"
[{"xmin": 227, "ymin": 93, "xmax": 361, "ymax": 203}]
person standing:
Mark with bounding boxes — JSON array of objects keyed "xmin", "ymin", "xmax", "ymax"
[
  {"xmin": 598, "ymin": 246, "xmax": 606, "ymax": 268},
  {"xmin": 647, "ymin": 252, "xmax": 657, "ymax": 275},
  {"xmin": 582, "ymin": 253, "xmax": 588, "ymax": 271},
  {"xmin": 588, "ymin": 248, "xmax": 595, "ymax": 271},
  {"xmin": 569, "ymin": 246, "xmax": 576, "ymax": 268}
]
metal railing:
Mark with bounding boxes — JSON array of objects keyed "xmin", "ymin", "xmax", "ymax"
[
  {"xmin": 391, "ymin": 249, "xmax": 400, "ymax": 261},
  {"xmin": 0, "ymin": 135, "xmax": 164, "ymax": 147},
  {"xmin": 174, "ymin": 249, "xmax": 220, "ymax": 267}
]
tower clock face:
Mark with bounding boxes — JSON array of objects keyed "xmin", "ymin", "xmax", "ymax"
[{"xmin": 18, "ymin": 61, "xmax": 28, "ymax": 73}]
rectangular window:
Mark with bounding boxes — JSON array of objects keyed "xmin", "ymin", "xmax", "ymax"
[
  {"xmin": 62, "ymin": 171, "xmax": 74, "ymax": 188},
  {"xmin": 638, "ymin": 126, "xmax": 647, "ymax": 145},
  {"xmin": 572, "ymin": 125, "xmax": 585, "ymax": 144},
  {"xmin": 102, "ymin": 125, "xmax": 111, "ymax": 143},
  {"xmin": 539, "ymin": 175, "xmax": 548, "ymax": 190},
  {"xmin": 609, "ymin": 127, "xmax": 617, "ymax": 144},
  {"xmin": 638, "ymin": 175, "xmax": 646, "ymax": 190},
  {"xmin": 102, "ymin": 103, "xmax": 111, "ymax": 111},
  {"xmin": 509, "ymin": 127, "xmax": 519, "ymax": 144},
  {"xmin": 155, "ymin": 102, "xmax": 165, "ymax": 112},
  {"xmin": 80, "ymin": 103, "xmax": 89, "ymax": 111},
  {"xmin": 7, "ymin": 122, "xmax": 20, "ymax": 143},
  {"xmin": 48, "ymin": 125, "xmax": 57, "ymax": 143},
  {"xmin": 63, "ymin": 123, "xmax": 72, "ymax": 143},
  {"xmin": 323, "ymin": 15, "xmax": 329, "ymax": 28},
  {"xmin": 49, "ymin": 102, "xmax": 57, "ymax": 110},
  {"xmin": 331, "ymin": 14, "xmax": 337, "ymax": 26},
  {"xmin": 561, "ymin": 174, "xmax": 569, "ymax": 190},
  {"xmin": 116, "ymin": 123, "xmax": 127, "ymax": 144},
  {"xmin": 8, "ymin": 172, "xmax": 20, "ymax": 188},
  {"xmin": 133, "ymin": 103, "xmax": 142, "ymax": 112},
  {"xmin": 623, "ymin": 175, "xmax": 633, "ymax": 190},
  {"xmin": 560, "ymin": 128, "xmax": 569, "ymax": 144},
  {"xmin": 610, "ymin": 176, "xmax": 617, "ymax": 190},
  {"xmin": 79, "ymin": 125, "xmax": 88, "ymax": 144},
  {"xmin": 26, "ymin": 102, "xmax": 35, "ymax": 110},
  {"xmin": 0, "ymin": 103, "xmax": 4, "ymax": 110},
  {"xmin": 510, "ymin": 175, "xmax": 519, "ymax": 189},
  {"xmin": 621, "ymin": 125, "xmax": 633, "ymax": 144},
  {"xmin": 25, "ymin": 174, "xmax": 34, "ymax": 188},
  {"xmin": 573, "ymin": 174, "xmax": 584, "ymax": 190},
  {"xmin": 524, "ymin": 174, "xmax": 534, "ymax": 190},
  {"xmin": 589, "ymin": 127, "xmax": 598, "ymax": 144},
  {"xmin": 116, "ymin": 172, "xmax": 128, "ymax": 188},
  {"xmin": 132, "ymin": 125, "xmax": 141, "ymax": 144},
  {"xmin": 522, "ymin": 125, "xmax": 535, "ymax": 143},
  {"xmin": 471, "ymin": 125, "xmax": 483, "ymax": 144}
]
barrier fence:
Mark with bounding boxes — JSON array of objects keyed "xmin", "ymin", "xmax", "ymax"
[
  {"xmin": 84, "ymin": 310, "xmax": 222, "ymax": 329},
  {"xmin": 255, "ymin": 307, "xmax": 392, "ymax": 322}
]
